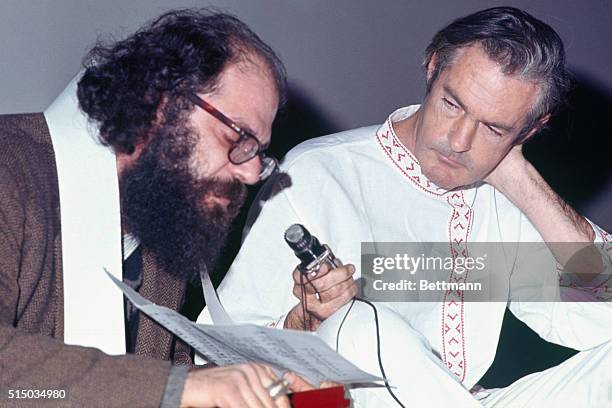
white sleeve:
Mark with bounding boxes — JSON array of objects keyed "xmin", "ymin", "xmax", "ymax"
[{"xmin": 509, "ymin": 214, "xmax": 612, "ymax": 350}]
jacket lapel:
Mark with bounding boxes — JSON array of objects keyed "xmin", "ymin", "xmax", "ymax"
[{"xmin": 134, "ymin": 249, "xmax": 187, "ymax": 360}]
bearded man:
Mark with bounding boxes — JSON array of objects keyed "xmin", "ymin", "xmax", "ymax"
[{"xmin": 0, "ymin": 9, "xmax": 307, "ymax": 408}]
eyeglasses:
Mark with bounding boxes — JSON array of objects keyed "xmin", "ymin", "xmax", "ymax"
[{"xmin": 185, "ymin": 92, "xmax": 278, "ymax": 181}]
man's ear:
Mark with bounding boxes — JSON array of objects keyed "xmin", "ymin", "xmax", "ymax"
[
  {"xmin": 137, "ymin": 94, "xmax": 170, "ymax": 147},
  {"xmin": 122, "ymin": 94, "xmax": 169, "ymax": 162},
  {"xmin": 152, "ymin": 93, "xmax": 170, "ymax": 128},
  {"xmin": 517, "ymin": 113, "xmax": 551, "ymax": 145},
  {"xmin": 426, "ymin": 52, "xmax": 439, "ymax": 83}
]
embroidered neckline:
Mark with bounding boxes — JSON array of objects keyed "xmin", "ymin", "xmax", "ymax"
[
  {"xmin": 375, "ymin": 107, "xmax": 473, "ymax": 382},
  {"xmin": 376, "ymin": 115, "xmax": 448, "ymax": 197}
]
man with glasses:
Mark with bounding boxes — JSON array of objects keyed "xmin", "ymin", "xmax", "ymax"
[{"xmin": 0, "ymin": 8, "xmax": 307, "ymax": 408}]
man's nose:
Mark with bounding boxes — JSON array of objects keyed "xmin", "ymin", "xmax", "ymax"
[
  {"xmin": 448, "ymin": 116, "xmax": 477, "ymax": 153},
  {"xmin": 228, "ymin": 156, "xmax": 261, "ymax": 185}
]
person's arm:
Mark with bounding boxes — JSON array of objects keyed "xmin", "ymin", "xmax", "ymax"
[
  {"xmin": 1, "ymin": 324, "xmax": 304, "ymax": 408},
  {"xmin": 486, "ymin": 145, "xmax": 609, "ymax": 281},
  {"xmin": 484, "ymin": 145, "xmax": 612, "ymax": 350},
  {"xmin": 0, "ymin": 323, "xmax": 173, "ymax": 406}
]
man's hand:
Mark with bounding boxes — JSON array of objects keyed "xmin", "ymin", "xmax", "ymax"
[
  {"xmin": 284, "ymin": 262, "xmax": 358, "ymax": 331},
  {"xmin": 180, "ymin": 363, "xmax": 310, "ymax": 408},
  {"xmin": 483, "ymin": 144, "xmax": 527, "ymax": 194}
]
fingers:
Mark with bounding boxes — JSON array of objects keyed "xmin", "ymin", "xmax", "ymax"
[
  {"xmin": 308, "ymin": 283, "xmax": 358, "ymax": 321},
  {"xmin": 237, "ymin": 363, "xmax": 278, "ymax": 408},
  {"xmin": 291, "ymin": 265, "xmax": 358, "ymax": 322},
  {"xmin": 292, "ymin": 274, "xmax": 357, "ymax": 304},
  {"xmin": 183, "ymin": 363, "xmax": 292, "ymax": 408},
  {"xmin": 292, "ymin": 262, "xmax": 332, "ymax": 284},
  {"xmin": 320, "ymin": 381, "xmax": 341, "ymax": 389},
  {"xmin": 241, "ymin": 363, "xmax": 295, "ymax": 408},
  {"xmin": 292, "ymin": 264, "xmax": 356, "ymax": 294},
  {"xmin": 316, "ymin": 271, "xmax": 358, "ymax": 301},
  {"xmin": 283, "ymin": 372, "xmax": 315, "ymax": 393}
]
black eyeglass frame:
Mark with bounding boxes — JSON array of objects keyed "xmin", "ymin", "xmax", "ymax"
[{"xmin": 185, "ymin": 92, "xmax": 277, "ymax": 180}]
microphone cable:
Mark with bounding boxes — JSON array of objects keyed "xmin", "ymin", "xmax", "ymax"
[
  {"xmin": 336, "ymin": 297, "xmax": 406, "ymax": 408},
  {"xmin": 300, "ymin": 271, "xmax": 405, "ymax": 407}
]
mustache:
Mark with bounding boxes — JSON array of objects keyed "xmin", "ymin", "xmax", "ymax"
[
  {"xmin": 197, "ymin": 178, "xmax": 248, "ymax": 218},
  {"xmin": 431, "ymin": 142, "xmax": 473, "ymax": 170},
  {"xmin": 206, "ymin": 178, "xmax": 246, "ymax": 199}
]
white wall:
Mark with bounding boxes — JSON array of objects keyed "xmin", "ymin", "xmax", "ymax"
[
  {"xmin": 1, "ymin": 0, "xmax": 610, "ymax": 226},
  {"xmin": 1, "ymin": 1, "xmax": 610, "ymax": 124}
]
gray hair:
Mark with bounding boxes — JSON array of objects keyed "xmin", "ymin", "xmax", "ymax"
[{"xmin": 424, "ymin": 7, "xmax": 571, "ymax": 138}]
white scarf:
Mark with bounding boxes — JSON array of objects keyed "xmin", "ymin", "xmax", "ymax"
[{"xmin": 44, "ymin": 75, "xmax": 125, "ymax": 355}]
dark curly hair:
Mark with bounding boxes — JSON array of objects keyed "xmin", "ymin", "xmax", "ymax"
[{"xmin": 77, "ymin": 8, "xmax": 287, "ymax": 154}]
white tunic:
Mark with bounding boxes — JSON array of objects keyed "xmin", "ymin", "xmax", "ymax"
[{"xmin": 198, "ymin": 106, "xmax": 612, "ymax": 406}]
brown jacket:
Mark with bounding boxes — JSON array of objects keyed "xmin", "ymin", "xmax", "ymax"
[{"xmin": 0, "ymin": 113, "xmax": 190, "ymax": 407}]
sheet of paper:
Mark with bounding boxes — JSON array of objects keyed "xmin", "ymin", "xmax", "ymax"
[
  {"xmin": 198, "ymin": 265, "xmax": 234, "ymax": 325},
  {"xmin": 198, "ymin": 323, "xmax": 383, "ymax": 385},
  {"xmin": 107, "ymin": 271, "xmax": 382, "ymax": 385}
]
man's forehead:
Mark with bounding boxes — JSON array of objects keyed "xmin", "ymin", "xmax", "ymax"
[
  {"xmin": 440, "ymin": 45, "xmax": 540, "ymax": 127},
  {"xmin": 202, "ymin": 60, "xmax": 278, "ymax": 141}
]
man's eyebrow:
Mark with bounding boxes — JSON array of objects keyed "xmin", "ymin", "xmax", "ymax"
[
  {"xmin": 233, "ymin": 119, "xmax": 270, "ymax": 148},
  {"xmin": 228, "ymin": 117, "xmax": 258, "ymax": 138},
  {"xmin": 442, "ymin": 85, "xmax": 515, "ymax": 133}
]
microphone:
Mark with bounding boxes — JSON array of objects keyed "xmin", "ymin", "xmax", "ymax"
[{"xmin": 284, "ymin": 224, "xmax": 340, "ymax": 274}]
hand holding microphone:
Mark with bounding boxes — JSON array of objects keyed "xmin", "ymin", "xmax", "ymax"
[{"xmin": 283, "ymin": 224, "xmax": 358, "ymax": 331}]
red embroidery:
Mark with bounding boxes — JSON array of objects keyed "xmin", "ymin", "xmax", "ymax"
[
  {"xmin": 375, "ymin": 118, "xmax": 445, "ymax": 196},
  {"xmin": 375, "ymin": 115, "xmax": 473, "ymax": 382},
  {"xmin": 441, "ymin": 191, "xmax": 473, "ymax": 383}
]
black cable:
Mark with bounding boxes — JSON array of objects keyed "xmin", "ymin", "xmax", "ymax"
[
  {"xmin": 298, "ymin": 273, "xmax": 311, "ymax": 330},
  {"xmin": 335, "ymin": 298, "xmax": 355, "ymax": 352},
  {"xmin": 301, "ymin": 271, "xmax": 322, "ymax": 331},
  {"xmin": 336, "ymin": 297, "xmax": 406, "ymax": 408},
  {"xmin": 298, "ymin": 260, "xmax": 404, "ymax": 406}
]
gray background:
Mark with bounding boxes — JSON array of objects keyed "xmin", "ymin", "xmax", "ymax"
[{"xmin": 0, "ymin": 0, "xmax": 610, "ymax": 227}]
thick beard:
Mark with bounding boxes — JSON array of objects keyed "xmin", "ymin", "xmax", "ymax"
[{"xmin": 120, "ymin": 120, "xmax": 247, "ymax": 281}]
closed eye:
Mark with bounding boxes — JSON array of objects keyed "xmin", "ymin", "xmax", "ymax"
[
  {"xmin": 485, "ymin": 125, "xmax": 502, "ymax": 137},
  {"xmin": 442, "ymin": 97, "xmax": 459, "ymax": 111}
]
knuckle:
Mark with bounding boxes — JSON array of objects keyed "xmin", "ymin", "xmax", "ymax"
[
  {"xmin": 307, "ymin": 302, "xmax": 322, "ymax": 313},
  {"xmin": 341, "ymin": 267, "xmax": 353, "ymax": 278}
]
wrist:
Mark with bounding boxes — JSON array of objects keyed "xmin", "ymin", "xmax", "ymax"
[
  {"xmin": 492, "ymin": 159, "xmax": 540, "ymax": 210},
  {"xmin": 284, "ymin": 305, "xmax": 304, "ymax": 330},
  {"xmin": 179, "ymin": 370, "xmax": 199, "ymax": 408},
  {"xmin": 162, "ymin": 365, "xmax": 190, "ymax": 408}
]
